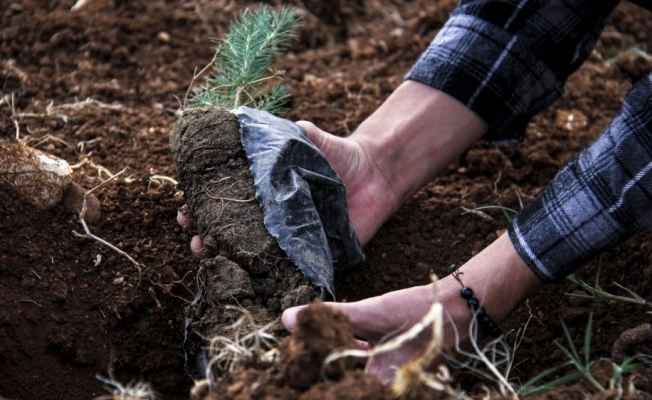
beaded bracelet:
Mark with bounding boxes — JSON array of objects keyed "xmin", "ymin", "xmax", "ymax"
[{"xmin": 449, "ymin": 264, "xmax": 502, "ymax": 338}]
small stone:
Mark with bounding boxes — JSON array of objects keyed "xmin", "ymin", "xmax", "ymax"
[
  {"xmin": 0, "ymin": 143, "xmax": 72, "ymax": 210},
  {"xmin": 158, "ymin": 31, "xmax": 171, "ymax": 43}
]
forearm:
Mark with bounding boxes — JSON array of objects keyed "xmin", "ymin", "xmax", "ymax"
[{"xmin": 349, "ymin": 80, "xmax": 489, "ymax": 207}]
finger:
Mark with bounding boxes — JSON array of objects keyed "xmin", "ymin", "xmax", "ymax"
[
  {"xmin": 283, "ymin": 306, "xmax": 372, "ymax": 352},
  {"xmin": 281, "ymin": 305, "xmax": 309, "ymax": 331},
  {"xmin": 177, "ymin": 205, "xmax": 195, "ymax": 229},
  {"xmin": 283, "ymin": 301, "xmax": 378, "ymax": 343},
  {"xmin": 356, "ymin": 339, "xmax": 371, "ymax": 350},
  {"xmin": 190, "ymin": 235, "xmax": 204, "ymax": 258}
]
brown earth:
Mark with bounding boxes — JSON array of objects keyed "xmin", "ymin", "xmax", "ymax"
[{"xmin": 1, "ymin": 0, "xmax": 652, "ymax": 399}]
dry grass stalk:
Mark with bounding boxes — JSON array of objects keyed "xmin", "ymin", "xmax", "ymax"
[
  {"xmin": 70, "ymin": 158, "xmax": 115, "ymax": 181},
  {"xmin": 323, "ymin": 275, "xmax": 460, "ymax": 399},
  {"xmin": 446, "ymin": 310, "xmax": 517, "ymax": 398},
  {"xmin": 15, "ymin": 97, "xmax": 123, "ymax": 124}
]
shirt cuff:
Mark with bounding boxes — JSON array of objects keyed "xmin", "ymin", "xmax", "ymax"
[{"xmin": 508, "ymin": 75, "xmax": 652, "ymax": 282}]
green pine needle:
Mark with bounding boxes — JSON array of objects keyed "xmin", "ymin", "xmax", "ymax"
[{"xmin": 189, "ymin": 5, "xmax": 302, "ymax": 114}]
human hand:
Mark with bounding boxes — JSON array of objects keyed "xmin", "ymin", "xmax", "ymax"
[
  {"xmin": 281, "ymin": 283, "xmax": 448, "ymax": 383},
  {"xmin": 282, "ymin": 233, "xmax": 543, "ymax": 383},
  {"xmin": 175, "ymin": 116, "xmax": 401, "ymax": 255},
  {"xmin": 294, "ymin": 121, "xmax": 400, "ymax": 245}
]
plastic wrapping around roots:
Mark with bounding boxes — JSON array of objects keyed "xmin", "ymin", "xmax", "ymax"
[{"xmin": 236, "ymin": 106, "xmax": 365, "ymax": 299}]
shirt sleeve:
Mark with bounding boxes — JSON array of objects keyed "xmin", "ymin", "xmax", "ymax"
[
  {"xmin": 405, "ymin": 0, "xmax": 619, "ymax": 144},
  {"xmin": 508, "ymin": 75, "xmax": 652, "ymax": 282}
]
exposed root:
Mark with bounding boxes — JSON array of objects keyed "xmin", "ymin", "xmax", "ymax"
[
  {"xmin": 77, "ymin": 137, "xmax": 103, "ymax": 153},
  {"xmin": 70, "ymin": 158, "xmax": 115, "ymax": 180},
  {"xmin": 201, "ymin": 185, "xmax": 255, "ymax": 203},
  {"xmin": 72, "ymin": 168, "xmax": 143, "ymax": 289},
  {"xmin": 71, "ymin": 0, "xmax": 90, "ymax": 11},
  {"xmin": 201, "ymin": 305, "xmax": 279, "ymax": 379},
  {"xmin": 22, "ymin": 134, "xmax": 72, "ymax": 150},
  {"xmin": 149, "ymin": 270, "xmax": 194, "ymax": 304},
  {"xmin": 446, "ymin": 307, "xmax": 518, "ymax": 398},
  {"xmin": 14, "ymin": 98, "xmax": 124, "ymax": 124},
  {"xmin": 95, "ymin": 374, "xmax": 158, "ymax": 400},
  {"xmin": 148, "ymin": 174, "xmax": 179, "ymax": 190}
]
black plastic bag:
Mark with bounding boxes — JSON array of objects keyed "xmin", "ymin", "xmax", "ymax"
[{"xmin": 237, "ymin": 106, "xmax": 365, "ymax": 299}]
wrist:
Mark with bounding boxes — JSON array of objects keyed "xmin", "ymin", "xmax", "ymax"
[
  {"xmin": 350, "ymin": 80, "xmax": 489, "ymax": 206},
  {"xmin": 439, "ymin": 233, "xmax": 543, "ymax": 345}
]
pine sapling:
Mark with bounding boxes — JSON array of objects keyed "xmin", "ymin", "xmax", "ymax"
[
  {"xmin": 170, "ymin": 6, "xmax": 322, "ymax": 382},
  {"xmin": 189, "ymin": 5, "xmax": 302, "ymax": 114}
]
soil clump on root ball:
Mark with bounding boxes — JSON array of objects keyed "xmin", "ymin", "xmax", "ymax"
[
  {"xmin": 170, "ymin": 106, "xmax": 319, "ymax": 377},
  {"xmin": 198, "ymin": 302, "xmax": 396, "ymax": 400}
]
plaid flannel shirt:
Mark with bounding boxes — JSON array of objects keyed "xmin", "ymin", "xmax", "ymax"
[{"xmin": 406, "ymin": 0, "xmax": 652, "ymax": 282}]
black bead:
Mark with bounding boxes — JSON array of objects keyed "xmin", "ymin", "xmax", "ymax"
[
  {"xmin": 467, "ymin": 297, "xmax": 479, "ymax": 309},
  {"xmin": 485, "ymin": 320, "xmax": 497, "ymax": 331},
  {"xmin": 475, "ymin": 306, "xmax": 486, "ymax": 318},
  {"xmin": 490, "ymin": 325, "xmax": 502, "ymax": 338},
  {"xmin": 461, "ymin": 287, "xmax": 473, "ymax": 299},
  {"xmin": 449, "ymin": 264, "xmax": 459, "ymax": 273},
  {"xmin": 478, "ymin": 313, "xmax": 491, "ymax": 324}
]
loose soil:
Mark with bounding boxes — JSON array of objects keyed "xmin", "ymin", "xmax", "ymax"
[{"xmin": 1, "ymin": 0, "xmax": 652, "ymax": 399}]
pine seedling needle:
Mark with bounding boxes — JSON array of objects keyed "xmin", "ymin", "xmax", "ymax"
[{"xmin": 189, "ymin": 5, "xmax": 302, "ymax": 115}]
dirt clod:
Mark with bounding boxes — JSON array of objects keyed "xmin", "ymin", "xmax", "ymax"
[
  {"xmin": 62, "ymin": 182, "xmax": 102, "ymax": 224},
  {"xmin": 278, "ymin": 302, "xmax": 360, "ymax": 389},
  {"xmin": 612, "ymin": 323, "xmax": 652, "ymax": 364}
]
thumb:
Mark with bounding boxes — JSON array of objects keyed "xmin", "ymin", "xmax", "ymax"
[
  {"xmin": 281, "ymin": 305, "xmax": 308, "ymax": 331},
  {"xmin": 295, "ymin": 120, "xmax": 360, "ymax": 182},
  {"xmin": 296, "ymin": 120, "xmax": 331, "ymax": 153}
]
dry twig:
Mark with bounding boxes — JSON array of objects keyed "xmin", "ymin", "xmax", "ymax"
[{"xmin": 72, "ymin": 168, "xmax": 143, "ymax": 288}]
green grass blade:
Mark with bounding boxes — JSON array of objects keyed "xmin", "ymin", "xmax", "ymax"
[
  {"xmin": 520, "ymin": 370, "xmax": 584, "ymax": 396},
  {"xmin": 559, "ymin": 320, "xmax": 581, "ymax": 365},
  {"xmin": 583, "ymin": 313, "xmax": 593, "ymax": 366}
]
